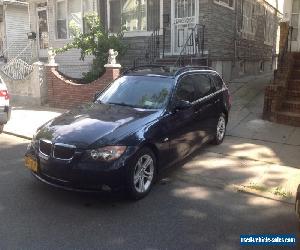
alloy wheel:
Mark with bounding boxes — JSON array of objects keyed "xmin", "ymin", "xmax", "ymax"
[
  {"xmin": 217, "ymin": 116, "xmax": 226, "ymax": 141},
  {"xmin": 133, "ymin": 154, "xmax": 154, "ymax": 193}
]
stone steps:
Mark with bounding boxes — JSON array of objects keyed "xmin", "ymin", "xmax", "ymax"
[
  {"xmin": 282, "ymin": 100, "xmax": 300, "ymax": 113},
  {"xmin": 275, "ymin": 111, "xmax": 300, "ymax": 127}
]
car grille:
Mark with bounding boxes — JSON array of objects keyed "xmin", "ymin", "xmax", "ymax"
[
  {"xmin": 39, "ymin": 140, "xmax": 76, "ymax": 160},
  {"xmin": 39, "ymin": 140, "xmax": 52, "ymax": 156},
  {"xmin": 53, "ymin": 144, "xmax": 76, "ymax": 160}
]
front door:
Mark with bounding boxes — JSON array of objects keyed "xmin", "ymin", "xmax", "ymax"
[
  {"xmin": 37, "ymin": 7, "xmax": 49, "ymax": 58},
  {"xmin": 172, "ymin": 0, "xmax": 198, "ymax": 54}
]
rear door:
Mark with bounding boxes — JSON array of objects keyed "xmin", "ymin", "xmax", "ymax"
[{"xmin": 191, "ymin": 73, "xmax": 219, "ymax": 142}]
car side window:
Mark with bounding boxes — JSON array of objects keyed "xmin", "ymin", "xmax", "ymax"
[
  {"xmin": 192, "ymin": 74, "xmax": 214, "ymax": 99},
  {"xmin": 211, "ymin": 74, "xmax": 224, "ymax": 91},
  {"xmin": 176, "ymin": 75, "xmax": 197, "ymax": 103}
]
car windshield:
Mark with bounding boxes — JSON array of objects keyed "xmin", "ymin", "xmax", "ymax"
[{"xmin": 97, "ymin": 75, "xmax": 174, "ymax": 109}]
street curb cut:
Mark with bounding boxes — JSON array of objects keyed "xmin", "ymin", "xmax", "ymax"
[{"xmin": 3, "ymin": 131, "xmax": 31, "ymax": 140}]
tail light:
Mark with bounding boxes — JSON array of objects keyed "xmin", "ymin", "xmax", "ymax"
[{"xmin": 0, "ymin": 90, "xmax": 9, "ymax": 100}]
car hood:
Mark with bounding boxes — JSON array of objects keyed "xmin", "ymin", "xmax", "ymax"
[{"xmin": 36, "ymin": 103, "xmax": 161, "ymax": 148}]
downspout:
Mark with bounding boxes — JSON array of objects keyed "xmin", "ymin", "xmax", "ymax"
[{"xmin": 234, "ymin": 0, "xmax": 239, "ymax": 67}]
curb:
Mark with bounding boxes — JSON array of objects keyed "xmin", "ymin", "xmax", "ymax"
[{"xmin": 3, "ymin": 131, "xmax": 31, "ymax": 140}]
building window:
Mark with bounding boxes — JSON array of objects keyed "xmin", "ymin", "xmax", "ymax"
[
  {"xmin": 291, "ymin": 0, "xmax": 300, "ymax": 41},
  {"xmin": 108, "ymin": 0, "xmax": 160, "ymax": 33},
  {"xmin": 214, "ymin": 0, "xmax": 234, "ymax": 9},
  {"xmin": 241, "ymin": 0, "xmax": 256, "ymax": 35},
  {"xmin": 55, "ymin": 0, "xmax": 97, "ymax": 39},
  {"xmin": 264, "ymin": 7, "xmax": 276, "ymax": 45}
]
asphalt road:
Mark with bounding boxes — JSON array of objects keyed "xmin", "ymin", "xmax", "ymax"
[{"xmin": 0, "ymin": 133, "xmax": 298, "ymax": 250}]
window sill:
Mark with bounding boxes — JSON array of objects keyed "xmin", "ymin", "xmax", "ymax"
[
  {"xmin": 109, "ymin": 31, "xmax": 159, "ymax": 38},
  {"xmin": 213, "ymin": 1, "xmax": 235, "ymax": 10},
  {"xmin": 123, "ymin": 31, "xmax": 154, "ymax": 37},
  {"xmin": 264, "ymin": 41, "xmax": 274, "ymax": 46}
]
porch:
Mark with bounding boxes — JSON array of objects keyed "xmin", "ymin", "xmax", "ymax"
[{"xmin": 102, "ymin": 0, "xmax": 208, "ymax": 67}]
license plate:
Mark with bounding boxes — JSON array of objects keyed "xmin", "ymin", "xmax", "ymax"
[{"xmin": 25, "ymin": 156, "xmax": 38, "ymax": 172}]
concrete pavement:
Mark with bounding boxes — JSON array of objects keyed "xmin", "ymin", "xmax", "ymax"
[
  {"xmin": 2, "ymin": 73, "xmax": 300, "ymax": 204},
  {"xmin": 0, "ymin": 133, "xmax": 298, "ymax": 250}
]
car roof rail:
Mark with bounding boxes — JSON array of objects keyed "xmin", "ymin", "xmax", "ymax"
[
  {"xmin": 122, "ymin": 64, "xmax": 171, "ymax": 75},
  {"xmin": 174, "ymin": 66, "xmax": 214, "ymax": 76}
]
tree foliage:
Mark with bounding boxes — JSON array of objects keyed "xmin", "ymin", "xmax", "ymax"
[{"xmin": 55, "ymin": 13, "xmax": 127, "ymax": 83}]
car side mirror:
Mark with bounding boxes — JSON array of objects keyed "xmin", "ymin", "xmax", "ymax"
[
  {"xmin": 93, "ymin": 91, "xmax": 102, "ymax": 102},
  {"xmin": 173, "ymin": 99, "xmax": 192, "ymax": 111}
]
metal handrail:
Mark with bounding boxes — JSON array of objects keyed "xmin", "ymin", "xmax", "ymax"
[
  {"xmin": 174, "ymin": 24, "xmax": 205, "ymax": 67},
  {"xmin": 146, "ymin": 27, "xmax": 161, "ymax": 64}
]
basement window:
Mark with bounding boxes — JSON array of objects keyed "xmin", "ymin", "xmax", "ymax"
[{"xmin": 259, "ymin": 61, "xmax": 264, "ymax": 72}]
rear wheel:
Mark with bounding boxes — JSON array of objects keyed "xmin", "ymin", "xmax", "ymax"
[
  {"xmin": 212, "ymin": 113, "xmax": 227, "ymax": 145},
  {"xmin": 126, "ymin": 147, "xmax": 157, "ymax": 200}
]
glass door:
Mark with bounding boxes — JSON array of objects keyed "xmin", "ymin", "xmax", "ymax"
[
  {"xmin": 37, "ymin": 7, "xmax": 49, "ymax": 58},
  {"xmin": 172, "ymin": 0, "xmax": 197, "ymax": 54}
]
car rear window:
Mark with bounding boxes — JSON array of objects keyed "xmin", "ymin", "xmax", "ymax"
[{"xmin": 211, "ymin": 74, "xmax": 224, "ymax": 91}]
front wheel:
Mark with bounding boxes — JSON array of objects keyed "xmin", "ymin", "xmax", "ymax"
[
  {"xmin": 212, "ymin": 113, "xmax": 227, "ymax": 145},
  {"xmin": 126, "ymin": 147, "xmax": 157, "ymax": 200}
]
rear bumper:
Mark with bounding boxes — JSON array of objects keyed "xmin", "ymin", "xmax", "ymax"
[{"xmin": 0, "ymin": 106, "xmax": 11, "ymax": 124}]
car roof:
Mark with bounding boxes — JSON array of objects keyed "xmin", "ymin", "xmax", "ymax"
[{"xmin": 122, "ymin": 65, "xmax": 220, "ymax": 79}]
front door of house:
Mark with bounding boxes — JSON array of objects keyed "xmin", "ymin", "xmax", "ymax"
[
  {"xmin": 172, "ymin": 0, "xmax": 198, "ymax": 54},
  {"xmin": 37, "ymin": 6, "xmax": 49, "ymax": 58}
]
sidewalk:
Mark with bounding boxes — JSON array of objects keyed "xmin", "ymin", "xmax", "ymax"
[
  {"xmin": 2, "ymin": 73, "xmax": 300, "ymax": 203},
  {"xmin": 3, "ymin": 106, "xmax": 65, "ymax": 139}
]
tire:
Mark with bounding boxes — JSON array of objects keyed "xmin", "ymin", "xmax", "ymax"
[
  {"xmin": 212, "ymin": 113, "xmax": 227, "ymax": 145},
  {"xmin": 0, "ymin": 124, "xmax": 3, "ymax": 134},
  {"xmin": 126, "ymin": 147, "xmax": 157, "ymax": 200}
]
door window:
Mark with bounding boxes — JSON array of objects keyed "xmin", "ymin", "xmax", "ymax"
[
  {"xmin": 38, "ymin": 10, "xmax": 49, "ymax": 49},
  {"xmin": 192, "ymin": 74, "xmax": 214, "ymax": 99},
  {"xmin": 176, "ymin": 75, "xmax": 197, "ymax": 103}
]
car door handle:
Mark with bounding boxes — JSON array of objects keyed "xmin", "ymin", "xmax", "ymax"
[{"xmin": 214, "ymin": 99, "xmax": 220, "ymax": 104}]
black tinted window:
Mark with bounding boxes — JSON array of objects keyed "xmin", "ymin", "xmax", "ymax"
[
  {"xmin": 176, "ymin": 75, "xmax": 197, "ymax": 103},
  {"xmin": 211, "ymin": 74, "xmax": 224, "ymax": 90}
]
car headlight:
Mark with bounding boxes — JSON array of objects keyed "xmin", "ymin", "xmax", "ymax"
[{"xmin": 87, "ymin": 146, "xmax": 127, "ymax": 162}]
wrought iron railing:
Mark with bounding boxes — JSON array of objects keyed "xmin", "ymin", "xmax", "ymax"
[
  {"xmin": 146, "ymin": 27, "xmax": 160, "ymax": 64},
  {"xmin": 133, "ymin": 27, "xmax": 166, "ymax": 67},
  {"xmin": 174, "ymin": 24, "xmax": 205, "ymax": 67}
]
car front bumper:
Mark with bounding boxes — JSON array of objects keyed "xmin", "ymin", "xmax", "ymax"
[{"xmin": 25, "ymin": 144, "xmax": 138, "ymax": 192}]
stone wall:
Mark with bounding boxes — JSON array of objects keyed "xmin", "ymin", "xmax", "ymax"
[
  {"xmin": 0, "ymin": 62, "xmax": 47, "ymax": 106},
  {"xmin": 46, "ymin": 64, "xmax": 120, "ymax": 109}
]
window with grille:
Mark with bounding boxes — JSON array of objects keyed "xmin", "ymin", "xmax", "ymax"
[
  {"xmin": 241, "ymin": 0, "xmax": 257, "ymax": 35},
  {"xmin": 55, "ymin": 0, "xmax": 97, "ymax": 39},
  {"xmin": 291, "ymin": 0, "xmax": 300, "ymax": 41},
  {"xmin": 108, "ymin": 0, "xmax": 160, "ymax": 33}
]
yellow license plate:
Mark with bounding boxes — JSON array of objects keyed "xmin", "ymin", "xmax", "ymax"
[{"xmin": 25, "ymin": 156, "xmax": 38, "ymax": 172}]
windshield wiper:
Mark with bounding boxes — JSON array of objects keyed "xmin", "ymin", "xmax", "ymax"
[{"xmin": 108, "ymin": 102, "xmax": 136, "ymax": 108}]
